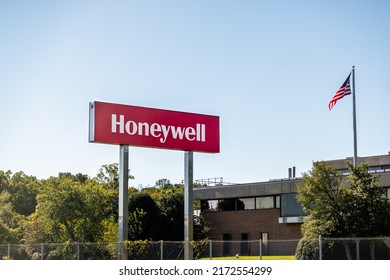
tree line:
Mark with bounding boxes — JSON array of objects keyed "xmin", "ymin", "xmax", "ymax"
[{"xmin": 0, "ymin": 163, "xmax": 208, "ymax": 245}]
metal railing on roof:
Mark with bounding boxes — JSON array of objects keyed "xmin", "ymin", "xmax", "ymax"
[{"xmin": 194, "ymin": 177, "xmax": 235, "ymax": 187}]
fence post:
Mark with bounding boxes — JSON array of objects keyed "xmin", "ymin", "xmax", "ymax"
[
  {"xmin": 160, "ymin": 240, "xmax": 164, "ymax": 260},
  {"xmin": 356, "ymin": 239, "xmax": 360, "ymax": 260},
  {"xmin": 319, "ymin": 235, "xmax": 323, "ymax": 260},
  {"xmin": 370, "ymin": 240, "xmax": 375, "ymax": 260},
  {"xmin": 77, "ymin": 242, "xmax": 80, "ymax": 260},
  {"xmin": 259, "ymin": 239, "xmax": 263, "ymax": 260},
  {"xmin": 7, "ymin": 243, "xmax": 10, "ymax": 260},
  {"xmin": 41, "ymin": 243, "xmax": 44, "ymax": 260},
  {"xmin": 209, "ymin": 240, "xmax": 212, "ymax": 260}
]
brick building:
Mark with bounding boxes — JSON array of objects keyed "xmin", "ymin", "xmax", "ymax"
[{"xmin": 193, "ymin": 153, "xmax": 390, "ymax": 255}]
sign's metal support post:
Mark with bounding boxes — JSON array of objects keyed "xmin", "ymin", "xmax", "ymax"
[
  {"xmin": 118, "ymin": 144, "xmax": 129, "ymax": 260},
  {"xmin": 184, "ymin": 151, "xmax": 194, "ymax": 260}
]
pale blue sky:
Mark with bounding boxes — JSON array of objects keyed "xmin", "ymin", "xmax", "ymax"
[{"xmin": 1, "ymin": 0, "xmax": 389, "ymax": 187}]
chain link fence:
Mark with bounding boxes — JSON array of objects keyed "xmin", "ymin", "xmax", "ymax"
[
  {"xmin": 296, "ymin": 236, "xmax": 390, "ymax": 260},
  {"xmin": 320, "ymin": 237, "xmax": 390, "ymax": 260},
  {"xmin": 1, "ymin": 238, "xmax": 389, "ymax": 260}
]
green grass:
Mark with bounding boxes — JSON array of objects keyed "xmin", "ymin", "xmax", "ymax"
[{"xmin": 200, "ymin": 255, "xmax": 295, "ymax": 260}]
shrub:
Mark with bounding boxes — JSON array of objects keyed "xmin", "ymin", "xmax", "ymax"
[{"xmin": 295, "ymin": 239, "xmax": 319, "ymax": 260}]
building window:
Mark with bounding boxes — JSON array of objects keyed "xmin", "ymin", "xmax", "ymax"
[
  {"xmin": 275, "ymin": 195, "xmax": 280, "ymax": 208},
  {"xmin": 237, "ymin": 198, "xmax": 255, "ymax": 210},
  {"xmin": 280, "ymin": 193, "xmax": 306, "ymax": 217},
  {"xmin": 200, "ymin": 200, "xmax": 218, "ymax": 212},
  {"xmin": 201, "ymin": 195, "xmax": 280, "ymax": 213},
  {"xmin": 382, "ymin": 165, "xmax": 390, "ymax": 172},
  {"xmin": 217, "ymin": 199, "xmax": 236, "ymax": 211},
  {"xmin": 256, "ymin": 196, "xmax": 274, "ymax": 209},
  {"xmin": 341, "ymin": 169, "xmax": 350, "ymax": 175}
]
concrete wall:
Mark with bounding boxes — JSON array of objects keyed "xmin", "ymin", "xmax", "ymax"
[
  {"xmin": 324, "ymin": 153, "xmax": 390, "ymax": 170},
  {"xmin": 194, "ymin": 172, "xmax": 390, "ymax": 201},
  {"xmin": 194, "ymin": 179, "xmax": 299, "ymax": 200}
]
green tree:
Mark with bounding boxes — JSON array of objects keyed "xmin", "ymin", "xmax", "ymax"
[
  {"xmin": 0, "ymin": 170, "xmax": 12, "ymax": 193},
  {"xmin": 296, "ymin": 161, "xmax": 390, "ymax": 259},
  {"xmin": 22, "ymin": 176, "xmax": 117, "ymax": 244},
  {"xmin": 96, "ymin": 163, "xmax": 134, "ymax": 189},
  {"xmin": 154, "ymin": 179, "xmax": 172, "ymax": 188},
  {"xmin": 140, "ymin": 183, "xmax": 209, "ymax": 241},
  {"xmin": 298, "ymin": 162, "xmax": 390, "ymax": 239},
  {"xmin": 343, "ymin": 163, "xmax": 390, "ymax": 237},
  {"xmin": 0, "ymin": 191, "xmax": 22, "ymax": 243},
  {"xmin": 7, "ymin": 171, "xmax": 40, "ymax": 216},
  {"xmin": 297, "ymin": 161, "xmax": 346, "ymax": 238},
  {"xmin": 0, "ymin": 170, "xmax": 39, "ymax": 243},
  {"xmin": 193, "ymin": 215, "xmax": 209, "ymax": 240},
  {"xmin": 58, "ymin": 172, "xmax": 89, "ymax": 184},
  {"xmin": 127, "ymin": 192, "xmax": 160, "ymax": 240},
  {"xmin": 125, "ymin": 184, "xmax": 209, "ymax": 241},
  {"xmin": 96, "ymin": 163, "xmax": 119, "ymax": 189},
  {"xmin": 157, "ymin": 187, "xmax": 184, "ymax": 241}
]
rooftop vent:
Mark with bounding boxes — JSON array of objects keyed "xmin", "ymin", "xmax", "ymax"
[{"xmin": 288, "ymin": 166, "xmax": 296, "ymax": 179}]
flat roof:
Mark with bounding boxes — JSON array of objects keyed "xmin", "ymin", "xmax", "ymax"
[{"xmin": 194, "ymin": 153, "xmax": 390, "ymax": 201}]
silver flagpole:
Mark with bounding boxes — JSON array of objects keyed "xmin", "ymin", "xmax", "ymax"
[{"xmin": 352, "ymin": 66, "xmax": 358, "ymax": 167}]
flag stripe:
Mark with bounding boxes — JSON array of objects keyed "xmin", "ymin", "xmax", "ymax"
[{"xmin": 328, "ymin": 73, "xmax": 352, "ymax": 110}]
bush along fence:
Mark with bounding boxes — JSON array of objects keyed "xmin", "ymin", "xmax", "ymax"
[
  {"xmin": 296, "ymin": 236, "xmax": 390, "ymax": 260},
  {"xmin": 1, "ymin": 237, "xmax": 390, "ymax": 260}
]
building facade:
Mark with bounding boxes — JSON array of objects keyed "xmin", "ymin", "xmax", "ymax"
[{"xmin": 193, "ymin": 153, "xmax": 390, "ymax": 255}]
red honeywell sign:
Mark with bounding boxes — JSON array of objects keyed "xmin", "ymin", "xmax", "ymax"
[{"xmin": 89, "ymin": 101, "xmax": 220, "ymax": 153}]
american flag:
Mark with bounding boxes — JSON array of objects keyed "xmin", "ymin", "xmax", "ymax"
[{"xmin": 328, "ymin": 73, "xmax": 352, "ymax": 110}]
